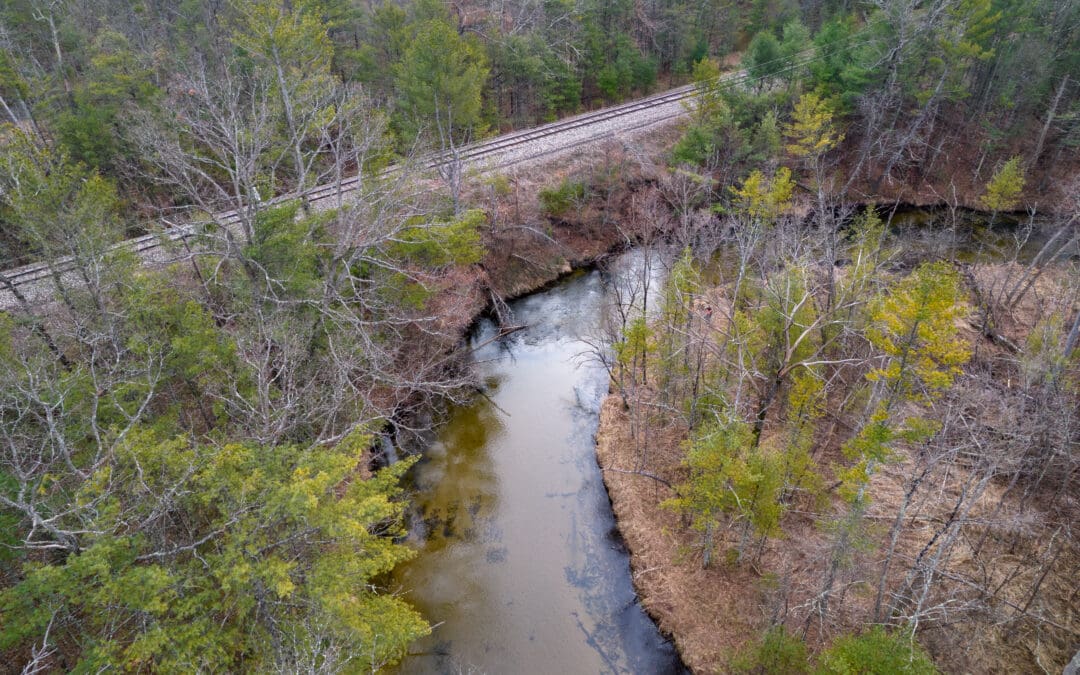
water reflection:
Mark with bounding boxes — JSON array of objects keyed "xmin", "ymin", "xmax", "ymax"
[{"xmin": 393, "ymin": 257, "xmax": 685, "ymax": 674}]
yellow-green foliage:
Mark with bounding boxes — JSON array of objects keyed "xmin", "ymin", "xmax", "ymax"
[
  {"xmin": 785, "ymin": 92, "xmax": 844, "ymax": 159},
  {"xmin": 787, "ymin": 369, "xmax": 826, "ymax": 422},
  {"xmin": 735, "ymin": 446, "xmax": 786, "ymax": 541},
  {"xmin": 665, "ymin": 417, "xmax": 754, "ymax": 535},
  {"xmin": 866, "ymin": 261, "xmax": 971, "ymax": 400},
  {"xmin": 615, "ymin": 315, "xmax": 654, "ymax": 384},
  {"xmin": 656, "ymin": 248, "xmax": 701, "ymax": 389},
  {"xmin": 731, "ymin": 624, "xmax": 938, "ymax": 674},
  {"xmin": 840, "ymin": 262, "xmax": 970, "ymax": 500},
  {"xmin": 981, "ymin": 155, "xmax": 1025, "ymax": 212},
  {"xmin": 485, "ymin": 173, "xmax": 512, "ymax": 197},
  {"xmin": 730, "ymin": 167, "xmax": 795, "ymax": 221},
  {"xmin": 838, "ymin": 405, "xmax": 894, "ymax": 501},
  {"xmin": 817, "ymin": 626, "xmax": 938, "ymax": 674},
  {"xmin": 117, "ymin": 273, "xmax": 246, "ymax": 422},
  {"xmin": 757, "ymin": 266, "xmax": 819, "ymax": 368},
  {"xmin": 839, "ymin": 209, "xmax": 888, "ymax": 298},
  {"xmin": 0, "ymin": 128, "xmax": 123, "ymax": 260},
  {"xmin": 771, "ymin": 371, "xmax": 825, "ymax": 501},
  {"xmin": 392, "ymin": 208, "xmax": 486, "ymax": 268},
  {"xmin": 0, "ymin": 430, "xmax": 428, "ymax": 671},
  {"xmin": 690, "ymin": 57, "xmax": 725, "ymax": 118},
  {"xmin": 229, "ymin": 0, "xmax": 335, "ymax": 88},
  {"xmin": 939, "ymin": 0, "xmax": 1000, "ymax": 64},
  {"xmin": 245, "ymin": 201, "xmax": 329, "ymax": 296},
  {"xmin": 665, "ymin": 416, "xmax": 785, "ymax": 564},
  {"xmin": 730, "ymin": 625, "xmax": 811, "ymax": 674}
]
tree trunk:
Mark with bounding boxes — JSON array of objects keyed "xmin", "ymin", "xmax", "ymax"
[
  {"xmin": 1030, "ymin": 75, "xmax": 1069, "ymax": 169},
  {"xmin": 873, "ymin": 466, "xmax": 928, "ymax": 622}
]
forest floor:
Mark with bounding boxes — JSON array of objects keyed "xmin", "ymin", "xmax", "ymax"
[
  {"xmin": 594, "ymin": 263, "xmax": 1079, "ymax": 674},
  {"xmin": 795, "ymin": 101, "xmax": 1080, "ymax": 215}
]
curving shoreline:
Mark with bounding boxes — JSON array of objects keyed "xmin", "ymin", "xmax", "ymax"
[{"xmin": 595, "ymin": 394, "xmax": 759, "ymax": 673}]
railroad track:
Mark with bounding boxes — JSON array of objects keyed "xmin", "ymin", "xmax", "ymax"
[
  {"xmin": 0, "ymin": 39, "xmax": 868, "ymax": 309},
  {"xmin": 0, "ymin": 85, "xmax": 700, "ymax": 308},
  {"xmin": 280, "ymin": 83, "xmax": 699, "ymax": 206}
]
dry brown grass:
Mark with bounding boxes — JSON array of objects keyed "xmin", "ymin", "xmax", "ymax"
[
  {"xmin": 599, "ymin": 387, "xmax": 1078, "ymax": 673},
  {"xmin": 597, "ymin": 396, "xmax": 760, "ymax": 672}
]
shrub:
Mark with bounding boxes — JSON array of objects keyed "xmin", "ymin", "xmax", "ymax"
[
  {"xmin": 816, "ymin": 626, "xmax": 937, "ymax": 675},
  {"xmin": 538, "ymin": 178, "xmax": 588, "ymax": 219},
  {"xmin": 731, "ymin": 626, "xmax": 811, "ymax": 674}
]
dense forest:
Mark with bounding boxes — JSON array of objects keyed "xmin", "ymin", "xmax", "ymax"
[{"xmin": 0, "ymin": 0, "xmax": 1077, "ymax": 671}]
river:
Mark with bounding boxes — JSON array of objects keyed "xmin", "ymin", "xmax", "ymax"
[{"xmin": 392, "ymin": 253, "xmax": 686, "ymax": 674}]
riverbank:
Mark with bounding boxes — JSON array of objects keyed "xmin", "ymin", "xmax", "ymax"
[
  {"xmin": 592, "ymin": 257, "xmax": 1079, "ymax": 673},
  {"xmin": 423, "ymin": 126, "xmax": 1077, "ymax": 672},
  {"xmin": 421, "ymin": 123, "xmax": 689, "ymax": 358},
  {"xmin": 595, "ymin": 393, "xmax": 752, "ymax": 671}
]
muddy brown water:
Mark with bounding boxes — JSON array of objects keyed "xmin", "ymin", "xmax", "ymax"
[{"xmin": 392, "ymin": 253, "xmax": 686, "ymax": 674}]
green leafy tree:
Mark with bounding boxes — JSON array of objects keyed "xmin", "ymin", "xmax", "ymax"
[
  {"xmin": 666, "ymin": 412, "xmax": 790, "ymax": 567},
  {"xmin": 744, "ymin": 31, "xmax": 784, "ymax": 88},
  {"xmin": 932, "ymin": 0, "xmax": 1001, "ymax": 102},
  {"xmin": 820, "ymin": 263, "xmax": 969, "ymax": 626},
  {"xmin": 229, "ymin": 0, "xmax": 337, "ymax": 192},
  {"xmin": 839, "ymin": 262, "xmax": 970, "ymax": 497},
  {"xmin": 672, "ymin": 60, "xmax": 750, "ymax": 167},
  {"xmin": 55, "ymin": 30, "xmax": 158, "ymax": 174},
  {"xmin": 730, "ymin": 167, "xmax": 795, "ymax": 222},
  {"xmin": 778, "ymin": 20, "xmax": 812, "ymax": 84},
  {"xmin": 855, "ymin": 262, "xmax": 971, "ymax": 619},
  {"xmin": 394, "ymin": 19, "xmax": 490, "ymax": 143},
  {"xmin": 0, "ymin": 51, "xmax": 38, "ymax": 138},
  {"xmin": 351, "ymin": 1, "xmax": 410, "ymax": 90},
  {"xmin": 807, "ymin": 17, "xmax": 878, "ymax": 112},
  {"xmin": 0, "ymin": 128, "xmax": 126, "ymax": 308},
  {"xmin": 594, "ymin": 32, "xmax": 657, "ymax": 100},
  {"xmin": 745, "ymin": 0, "xmax": 798, "ymax": 37},
  {"xmin": 865, "ymin": 262, "xmax": 971, "ymax": 404},
  {"xmin": 772, "ymin": 371, "xmax": 825, "ymax": 503},
  {"xmin": 664, "ymin": 416, "xmax": 755, "ymax": 567},
  {"xmin": 730, "ymin": 445, "xmax": 786, "ymax": 562},
  {"xmin": 577, "ymin": 0, "xmax": 655, "ymax": 102},
  {"xmin": 615, "ymin": 315, "xmax": 655, "ymax": 391},
  {"xmin": 747, "ymin": 268, "xmax": 815, "ymax": 421},
  {"xmin": 539, "ymin": 178, "xmax": 589, "ymax": 219},
  {"xmin": 390, "ymin": 208, "xmax": 487, "ymax": 268},
  {"xmin": 655, "ymin": 247, "xmax": 702, "ymax": 405},
  {"xmin": 752, "ymin": 109, "xmax": 783, "ymax": 162},
  {"xmin": 244, "ymin": 201, "xmax": 329, "ymax": 296},
  {"xmin": 488, "ymin": 34, "xmax": 580, "ymax": 124},
  {"xmin": 786, "ymin": 92, "xmax": 844, "ymax": 161}
]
